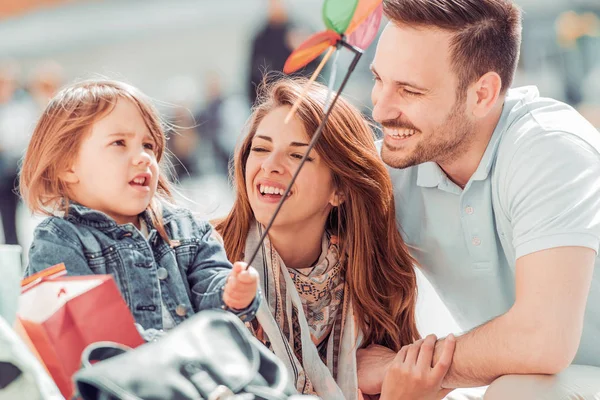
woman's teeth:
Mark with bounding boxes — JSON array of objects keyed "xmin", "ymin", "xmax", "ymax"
[
  {"xmin": 259, "ymin": 185, "xmax": 289, "ymax": 196},
  {"xmin": 132, "ymin": 177, "xmax": 146, "ymax": 185}
]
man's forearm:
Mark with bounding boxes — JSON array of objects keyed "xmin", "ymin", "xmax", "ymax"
[{"xmin": 433, "ymin": 311, "xmax": 567, "ymax": 388}]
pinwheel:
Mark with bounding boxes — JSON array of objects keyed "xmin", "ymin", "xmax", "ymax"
[
  {"xmin": 283, "ymin": 0, "xmax": 383, "ymax": 123},
  {"xmin": 247, "ymin": 0, "xmax": 384, "ymax": 265}
]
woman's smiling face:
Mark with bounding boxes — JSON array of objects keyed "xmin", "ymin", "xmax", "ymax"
[{"xmin": 245, "ymin": 106, "xmax": 338, "ymax": 229}]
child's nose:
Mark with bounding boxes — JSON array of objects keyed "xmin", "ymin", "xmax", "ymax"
[{"xmin": 133, "ymin": 150, "xmax": 152, "ymax": 166}]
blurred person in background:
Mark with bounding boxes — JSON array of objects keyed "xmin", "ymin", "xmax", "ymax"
[
  {"xmin": 163, "ymin": 75, "xmax": 201, "ymax": 182},
  {"xmin": 0, "ymin": 60, "xmax": 63, "ymax": 246},
  {"xmin": 555, "ymin": 9, "xmax": 600, "ymax": 107},
  {"xmin": 558, "ymin": 9, "xmax": 600, "ymax": 129},
  {"xmin": 194, "ymin": 72, "xmax": 230, "ymax": 176},
  {"xmin": 247, "ymin": 0, "xmax": 319, "ymax": 107},
  {"xmin": 0, "ymin": 60, "xmax": 55, "ymax": 246},
  {"xmin": 26, "ymin": 60, "xmax": 64, "ymax": 112},
  {"xmin": 166, "ymin": 106, "xmax": 200, "ymax": 181},
  {"xmin": 0, "ymin": 60, "xmax": 23, "ymax": 246}
]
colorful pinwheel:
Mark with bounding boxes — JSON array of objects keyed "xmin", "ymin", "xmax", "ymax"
[
  {"xmin": 283, "ymin": 0, "xmax": 383, "ymax": 122},
  {"xmin": 284, "ymin": 0, "xmax": 383, "ymax": 74}
]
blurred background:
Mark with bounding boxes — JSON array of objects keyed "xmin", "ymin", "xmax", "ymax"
[{"xmin": 0, "ymin": 0, "xmax": 599, "ymax": 336}]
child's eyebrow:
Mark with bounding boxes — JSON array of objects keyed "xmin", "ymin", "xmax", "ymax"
[
  {"xmin": 107, "ymin": 132, "xmax": 155, "ymax": 142},
  {"xmin": 107, "ymin": 131, "xmax": 136, "ymax": 138}
]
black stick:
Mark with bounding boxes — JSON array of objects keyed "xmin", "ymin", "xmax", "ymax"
[{"xmin": 246, "ymin": 41, "xmax": 363, "ymax": 267}]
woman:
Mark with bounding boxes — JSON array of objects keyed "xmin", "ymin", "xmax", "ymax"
[{"xmin": 215, "ymin": 78, "xmax": 419, "ymax": 399}]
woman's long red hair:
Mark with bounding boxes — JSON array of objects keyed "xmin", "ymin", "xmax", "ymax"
[{"xmin": 216, "ymin": 78, "xmax": 419, "ymax": 350}]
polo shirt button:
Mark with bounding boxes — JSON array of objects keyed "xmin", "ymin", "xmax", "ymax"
[
  {"xmin": 176, "ymin": 304, "xmax": 187, "ymax": 316},
  {"xmin": 157, "ymin": 267, "xmax": 168, "ymax": 280},
  {"xmin": 465, "ymin": 206, "xmax": 474, "ymax": 215},
  {"xmin": 472, "ymin": 237, "xmax": 481, "ymax": 246}
]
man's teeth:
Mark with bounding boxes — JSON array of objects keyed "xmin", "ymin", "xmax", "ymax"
[
  {"xmin": 389, "ymin": 129, "xmax": 416, "ymax": 138},
  {"xmin": 259, "ymin": 185, "xmax": 288, "ymax": 196},
  {"xmin": 133, "ymin": 177, "xmax": 146, "ymax": 185}
]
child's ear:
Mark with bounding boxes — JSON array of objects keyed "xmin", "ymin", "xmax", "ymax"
[
  {"xmin": 329, "ymin": 190, "xmax": 345, "ymax": 207},
  {"xmin": 59, "ymin": 167, "xmax": 79, "ymax": 184}
]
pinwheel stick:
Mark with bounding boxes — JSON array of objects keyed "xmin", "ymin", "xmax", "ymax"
[
  {"xmin": 247, "ymin": 41, "xmax": 363, "ymax": 267},
  {"xmin": 284, "ymin": 45, "xmax": 336, "ymax": 125}
]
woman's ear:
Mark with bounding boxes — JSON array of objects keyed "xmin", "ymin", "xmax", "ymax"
[{"xmin": 329, "ymin": 190, "xmax": 345, "ymax": 207}]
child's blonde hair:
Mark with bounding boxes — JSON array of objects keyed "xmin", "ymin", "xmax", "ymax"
[{"xmin": 20, "ymin": 79, "xmax": 174, "ymax": 242}]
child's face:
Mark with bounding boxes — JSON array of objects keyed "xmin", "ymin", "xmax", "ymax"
[
  {"xmin": 245, "ymin": 106, "xmax": 338, "ymax": 231},
  {"xmin": 63, "ymin": 98, "xmax": 160, "ymax": 226}
]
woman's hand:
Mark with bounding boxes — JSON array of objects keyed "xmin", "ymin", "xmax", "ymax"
[
  {"xmin": 380, "ymin": 334, "xmax": 456, "ymax": 400},
  {"xmin": 223, "ymin": 262, "xmax": 259, "ymax": 310}
]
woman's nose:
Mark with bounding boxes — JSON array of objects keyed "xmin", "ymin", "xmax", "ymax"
[{"xmin": 261, "ymin": 151, "xmax": 285, "ymax": 174}]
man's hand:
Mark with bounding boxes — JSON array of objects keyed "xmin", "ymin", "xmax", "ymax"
[
  {"xmin": 357, "ymin": 344, "xmax": 397, "ymax": 395},
  {"xmin": 380, "ymin": 334, "xmax": 456, "ymax": 400}
]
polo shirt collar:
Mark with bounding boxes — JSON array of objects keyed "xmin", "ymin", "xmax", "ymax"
[{"xmin": 416, "ymin": 162, "xmax": 445, "ymax": 188}]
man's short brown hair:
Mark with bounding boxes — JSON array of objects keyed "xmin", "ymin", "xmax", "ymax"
[{"xmin": 383, "ymin": 0, "xmax": 522, "ymax": 95}]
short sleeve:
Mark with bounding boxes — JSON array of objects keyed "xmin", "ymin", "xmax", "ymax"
[{"xmin": 503, "ymin": 131, "xmax": 600, "ymax": 259}]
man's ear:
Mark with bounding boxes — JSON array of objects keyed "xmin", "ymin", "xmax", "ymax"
[
  {"xmin": 59, "ymin": 166, "xmax": 79, "ymax": 184},
  {"xmin": 467, "ymin": 71, "xmax": 502, "ymax": 119}
]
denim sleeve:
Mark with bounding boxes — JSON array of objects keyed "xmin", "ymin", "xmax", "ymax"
[
  {"xmin": 25, "ymin": 219, "xmax": 93, "ymax": 278},
  {"xmin": 188, "ymin": 220, "xmax": 260, "ymax": 321}
]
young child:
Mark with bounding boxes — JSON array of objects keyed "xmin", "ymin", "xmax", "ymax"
[{"xmin": 20, "ymin": 79, "xmax": 260, "ymax": 332}]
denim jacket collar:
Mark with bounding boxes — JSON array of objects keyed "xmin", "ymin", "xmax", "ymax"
[{"xmin": 64, "ymin": 202, "xmax": 177, "ymax": 231}]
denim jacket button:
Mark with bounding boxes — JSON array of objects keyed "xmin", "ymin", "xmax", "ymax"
[
  {"xmin": 175, "ymin": 304, "xmax": 187, "ymax": 316},
  {"xmin": 157, "ymin": 267, "xmax": 168, "ymax": 280}
]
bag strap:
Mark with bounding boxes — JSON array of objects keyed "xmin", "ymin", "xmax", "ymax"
[
  {"xmin": 81, "ymin": 342, "xmax": 132, "ymax": 369},
  {"xmin": 79, "ymin": 343, "xmax": 245, "ymax": 400}
]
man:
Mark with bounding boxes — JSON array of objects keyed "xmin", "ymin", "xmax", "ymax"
[{"xmin": 359, "ymin": 0, "xmax": 600, "ymax": 398}]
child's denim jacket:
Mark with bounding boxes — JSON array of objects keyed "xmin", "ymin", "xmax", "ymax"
[{"xmin": 24, "ymin": 203, "xmax": 259, "ymax": 330}]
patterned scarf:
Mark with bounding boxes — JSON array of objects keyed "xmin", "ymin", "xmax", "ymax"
[
  {"xmin": 245, "ymin": 222, "xmax": 359, "ymax": 399},
  {"xmin": 288, "ymin": 234, "xmax": 345, "ymax": 361}
]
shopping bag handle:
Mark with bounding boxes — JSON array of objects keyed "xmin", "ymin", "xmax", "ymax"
[
  {"xmin": 80, "ymin": 342, "xmax": 132, "ymax": 369},
  {"xmin": 21, "ymin": 263, "xmax": 67, "ymax": 292}
]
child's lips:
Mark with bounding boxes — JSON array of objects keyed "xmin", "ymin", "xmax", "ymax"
[
  {"xmin": 129, "ymin": 173, "xmax": 151, "ymax": 187},
  {"xmin": 129, "ymin": 182, "xmax": 151, "ymax": 192}
]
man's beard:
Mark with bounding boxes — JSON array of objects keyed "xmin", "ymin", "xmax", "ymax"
[{"xmin": 382, "ymin": 100, "xmax": 474, "ymax": 169}]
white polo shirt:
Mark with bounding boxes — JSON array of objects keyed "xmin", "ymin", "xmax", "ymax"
[{"xmin": 388, "ymin": 86, "xmax": 600, "ymax": 367}]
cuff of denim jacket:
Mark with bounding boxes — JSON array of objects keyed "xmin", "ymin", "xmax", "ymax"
[{"xmin": 222, "ymin": 288, "xmax": 261, "ymax": 322}]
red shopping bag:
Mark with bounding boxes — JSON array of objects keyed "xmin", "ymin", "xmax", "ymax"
[{"xmin": 17, "ymin": 264, "xmax": 145, "ymax": 399}]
